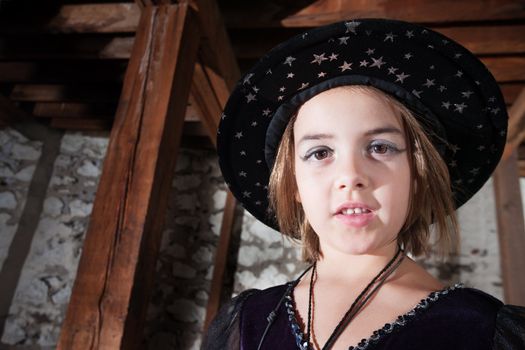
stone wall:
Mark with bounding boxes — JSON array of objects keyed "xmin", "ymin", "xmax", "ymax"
[{"xmin": 0, "ymin": 124, "xmax": 504, "ymax": 348}]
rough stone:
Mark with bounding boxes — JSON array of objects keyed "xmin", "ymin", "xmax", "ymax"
[
  {"xmin": 0, "ymin": 166, "xmax": 14, "ymax": 177},
  {"xmin": 173, "ymin": 175, "xmax": 202, "ymax": 190},
  {"xmin": 43, "ymin": 197, "xmax": 64, "ymax": 217},
  {"xmin": 0, "ymin": 191, "xmax": 17, "ymax": 209},
  {"xmin": 192, "ymin": 246, "xmax": 213, "ymax": 264},
  {"xmin": 211, "ymin": 190, "xmax": 226, "ymax": 211},
  {"xmin": 51, "ymin": 285, "xmax": 71, "ymax": 305},
  {"xmin": 77, "ymin": 160, "xmax": 101, "ymax": 177},
  {"xmin": 1, "ymin": 319, "xmax": 26, "ymax": 344},
  {"xmin": 14, "ymin": 165, "xmax": 37, "ymax": 181},
  {"xmin": 69, "ymin": 199, "xmax": 93, "ymax": 217},
  {"xmin": 173, "ymin": 262, "xmax": 197, "ymax": 279},
  {"xmin": 11, "ymin": 143, "xmax": 40, "ymax": 160},
  {"xmin": 175, "ymin": 193, "xmax": 198, "ymax": 211},
  {"xmin": 167, "ymin": 299, "xmax": 205, "ymax": 323},
  {"xmin": 60, "ymin": 134, "xmax": 84, "ymax": 154},
  {"xmin": 50, "ymin": 175, "xmax": 77, "ymax": 186}
]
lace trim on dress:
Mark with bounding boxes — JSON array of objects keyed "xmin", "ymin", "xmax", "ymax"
[{"xmin": 284, "ymin": 283, "xmax": 464, "ymax": 350}]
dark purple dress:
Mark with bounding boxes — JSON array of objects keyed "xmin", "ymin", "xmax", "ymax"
[{"xmin": 202, "ymin": 282, "xmax": 525, "ymax": 350}]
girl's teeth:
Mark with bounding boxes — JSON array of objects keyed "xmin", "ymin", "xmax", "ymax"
[{"xmin": 342, "ymin": 208, "xmax": 369, "ymax": 215}]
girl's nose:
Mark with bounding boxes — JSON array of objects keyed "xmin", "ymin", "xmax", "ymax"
[{"xmin": 334, "ymin": 154, "xmax": 370, "ymax": 191}]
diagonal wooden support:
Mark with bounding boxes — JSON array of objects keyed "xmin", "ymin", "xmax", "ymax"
[
  {"xmin": 493, "ymin": 149, "xmax": 525, "ymax": 305},
  {"xmin": 58, "ymin": 4, "xmax": 199, "ymax": 349},
  {"xmin": 502, "ymin": 87, "xmax": 525, "ymax": 160}
]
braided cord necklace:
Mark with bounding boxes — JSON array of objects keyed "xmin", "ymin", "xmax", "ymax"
[{"xmin": 305, "ymin": 245, "xmax": 405, "ymax": 350}]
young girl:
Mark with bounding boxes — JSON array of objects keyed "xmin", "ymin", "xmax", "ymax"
[{"xmin": 204, "ymin": 18, "xmax": 525, "ymax": 349}]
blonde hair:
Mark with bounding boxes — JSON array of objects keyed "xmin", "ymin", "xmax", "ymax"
[{"xmin": 268, "ymin": 85, "xmax": 459, "ymax": 263}]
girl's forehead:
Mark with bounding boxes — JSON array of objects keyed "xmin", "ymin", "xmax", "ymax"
[{"xmin": 293, "ymin": 88, "xmax": 405, "ymax": 136}]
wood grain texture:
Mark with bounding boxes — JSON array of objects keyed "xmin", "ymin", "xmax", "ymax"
[
  {"xmin": 57, "ymin": 4, "xmax": 199, "ymax": 349},
  {"xmin": 493, "ymin": 149, "xmax": 525, "ymax": 305}
]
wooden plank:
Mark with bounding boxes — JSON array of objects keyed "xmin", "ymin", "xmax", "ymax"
[
  {"xmin": 481, "ymin": 57, "xmax": 525, "ymax": 83},
  {"xmin": 0, "ymin": 35, "xmax": 135, "ymax": 60},
  {"xmin": 203, "ymin": 191, "xmax": 238, "ymax": 331},
  {"xmin": 10, "ymin": 84, "xmax": 121, "ymax": 103},
  {"xmin": 50, "ymin": 117, "xmax": 113, "ymax": 130},
  {"xmin": 222, "ymin": 0, "xmax": 525, "ymax": 28},
  {"xmin": 190, "ymin": 60, "xmax": 222, "ymax": 147},
  {"xmin": 231, "ymin": 25, "xmax": 525, "ymax": 59},
  {"xmin": 501, "ymin": 83, "xmax": 524, "ymax": 106},
  {"xmin": 33, "ymin": 102, "xmax": 118, "ymax": 118},
  {"xmin": 0, "ymin": 61, "xmax": 127, "ymax": 83},
  {"xmin": 502, "ymin": 88, "xmax": 525, "ymax": 161},
  {"xmin": 493, "ymin": 149, "xmax": 525, "ymax": 304},
  {"xmin": 0, "ymin": 94, "xmax": 31, "ymax": 126},
  {"xmin": 190, "ymin": 0, "xmax": 241, "ymax": 93},
  {"xmin": 57, "ymin": 4, "xmax": 199, "ymax": 349},
  {"xmin": 0, "ymin": 4, "xmax": 141, "ymax": 34}
]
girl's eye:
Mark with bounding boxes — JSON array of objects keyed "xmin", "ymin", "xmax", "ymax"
[
  {"xmin": 368, "ymin": 141, "xmax": 401, "ymax": 155},
  {"xmin": 303, "ymin": 147, "xmax": 333, "ymax": 161}
]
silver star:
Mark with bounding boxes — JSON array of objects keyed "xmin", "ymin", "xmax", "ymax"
[
  {"xmin": 405, "ymin": 30, "xmax": 414, "ymax": 38},
  {"xmin": 439, "ymin": 85, "xmax": 447, "ymax": 92},
  {"xmin": 255, "ymin": 182, "xmax": 261, "ymax": 187},
  {"xmin": 370, "ymin": 56, "xmax": 386, "ymax": 68},
  {"xmin": 339, "ymin": 36, "xmax": 350, "ymax": 45},
  {"xmin": 454, "ymin": 53, "xmax": 463, "ymax": 59},
  {"xmin": 477, "ymin": 145, "xmax": 486, "ymax": 151},
  {"xmin": 449, "ymin": 160, "xmax": 457, "ymax": 168},
  {"xmin": 287, "ymin": 72, "xmax": 295, "ymax": 79},
  {"xmin": 279, "ymin": 86, "xmax": 286, "ymax": 92},
  {"xmin": 491, "ymin": 107, "xmax": 501, "ymax": 115},
  {"xmin": 384, "ymin": 32, "xmax": 396, "ymax": 42},
  {"xmin": 240, "ymin": 151, "xmax": 247, "ymax": 156},
  {"xmin": 255, "ymin": 201, "xmax": 261, "ymax": 205},
  {"xmin": 251, "ymin": 121, "xmax": 257, "ymax": 127},
  {"xmin": 311, "ymin": 53, "xmax": 328, "ymax": 65},
  {"xmin": 455, "ymin": 70, "xmax": 463, "ymax": 77},
  {"xmin": 360, "ymin": 60, "xmax": 369, "ymax": 67},
  {"xmin": 395, "ymin": 72, "xmax": 410, "ymax": 83},
  {"xmin": 429, "ymin": 65, "xmax": 435, "ymax": 70},
  {"xmin": 344, "ymin": 20, "xmax": 360, "ymax": 34},
  {"xmin": 423, "ymin": 79, "xmax": 435, "ymax": 88},
  {"xmin": 298, "ymin": 82, "xmax": 310, "ymax": 90},
  {"xmin": 461, "ymin": 91, "xmax": 474, "ymax": 98},
  {"xmin": 329, "ymin": 53, "xmax": 339, "ymax": 61},
  {"xmin": 221, "ymin": 113, "xmax": 227, "ymax": 120},
  {"xmin": 454, "ymin": 103, "xmax": 467, "ymax": 113},
  {"xmin": 404, "ymin": 52, "xmax": 413, "ymax": 60},
  {"xmin": 256, "ymin": 160, "xmax": 263, "ymax": 164},
  {"xmin": 442, "ymin": 39, "xmax": 449, "ymax": 45},
  {"xmin": 252, "ymin": 86, "xmax": 259, "ymax": 93},
  {"xmin": 387, "ymin": 67, "xmax": 398, "ymax": 75},
  {"xmin": 412, "ymin": 90, "xmax": 423, "ymax": 98},
  {"xmin": 235, "ymin": 131, "xmax": 243, "ymax": 139},
  {"xmin": 489, "ymin": 96, "xmax": 496, "ymax": 102},
  {"xmin": 277, "ymin": 95, "xmax": 284, "ymax": 101},
  {"xmin": 318, "ymin": 71, "xmax": 327, "ymax": 78},
  {"xmin": 476, "ymin": 124, "xmax": 483, "ymax": 129},
  {"xmin": 239, "ymin": 171, "xmax": 247, "ymax": 177},
  {"xmin": 339, "ymin": 61, "xmax": 352, "ymax": 72},
  {"xmin": 243, "ymin": 73, "xmax": 254, "ymax": 85},
  {"xmin": 266, "ymin": 68, "xmax": 272, "ymax": 75},
  {"xmin": 262, "ymin": 108, "xmax": 271, "ymax": 116},
  {"xmin": 448, "ymin": 144, "xmax": 460, "ymax": 153},
  {"xmin": 284, "ymin": 56, "xmax": 296, "ymax": 66},
  {"xmin": 366, "ymin": 48, "xmax": 375, "ymax": 55},
  {"xmin": 442, "ymin": 101, "xmax": 451, "ymax": 109},
  {"xmin": 242, "ymin": 191, "xmax": 251, "ymax": 198},
  {"xmin": 470, "ymin": 168, "xmax": 480, "ymax": 175},
  {"xmin": 246, "ymin": 93, "xmax": 256, "ymax": 103}
]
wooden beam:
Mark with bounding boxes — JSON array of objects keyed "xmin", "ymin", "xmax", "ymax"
[
  {"xmin": 502, "ymin": 88, "xmax": 525, "ymax": 161},
  {"xmin": 0, "ymin": 61, "xmax": 127, "ymax": 83},
  {"xmin": 57, "ymin": 4, "xmax": 199, "ymax": 349},
  {"xmin": 50, "ymin": 117, "xmax": 113, "ymax": 130},
  {"xmin": 0, "ymin": 35, "xmax": 135, "ymax": 60},
  {"xmin": 190, "ymin": 60, "xmax": 223, "ymax": 147},
  {"xmin": 501, "ymin": 83, "xmax": 525, "ymax": 106},
  {"xmin": 481, "ymin": 57, "xmax": 525, "ymax": 83},
  {"xmin": 203, "ymin": 191, "xmax": 238, "ymax": 331},
  {"xmin": 33, "ymin": 102, "xmax": 117, "ymax": 118},
  {"xmin": 222, "ymin": 0, "xmax": 525, "ymax": 28},
  {"xmin": 0, "ymin": 93, "xmax": 31, "ymax": 127},
  {"xmin": 493, "ymin": 149, "xmax": 525, "ymax": 304},
  {"xmin": 10, "ymin": 84, "xmax": 121, "ymax": 103},
  {"xmin": 232, "ymin": 25, "xmax": 525, "ymax": 60},
  {"xmin": 0, "ymin": 3, "xmax": 141, "ymax": 34}
]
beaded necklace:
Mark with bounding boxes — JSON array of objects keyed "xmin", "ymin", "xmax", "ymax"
[{"xmin": 305, "ymin": 245, "xmax": 405, "ymax": 350}]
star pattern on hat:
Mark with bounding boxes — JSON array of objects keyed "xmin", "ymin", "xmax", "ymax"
[{"xmin": 219, "ymin": 19, "xmax": 508, "ymax": 230}]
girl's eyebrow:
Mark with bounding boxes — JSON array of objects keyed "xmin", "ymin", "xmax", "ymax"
[
  {"xmin": 297, "ymin": 133, "xmax": 334, "ymax": 145},
  {"xmin": 297, "ymin": 126, "xmax": 403, "ymax": 145},
  {"xmin": 364, "ymin": 126, "xmax": 403, "ymax": 136}
]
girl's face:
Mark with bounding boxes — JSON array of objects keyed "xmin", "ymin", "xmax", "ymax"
[{"xmin": 293, "ymin": 87, "xmax": 411, "ymax": 257}]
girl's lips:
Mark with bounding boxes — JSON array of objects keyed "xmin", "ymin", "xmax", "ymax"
[{"xmin": 334, "ymin": 211, "xmax": 375, "ymax": 228}]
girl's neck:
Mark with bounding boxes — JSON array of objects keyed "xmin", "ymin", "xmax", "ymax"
[{"xmin": 315, "ymin": 243, "xmax": 402, "ymax": 285}]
